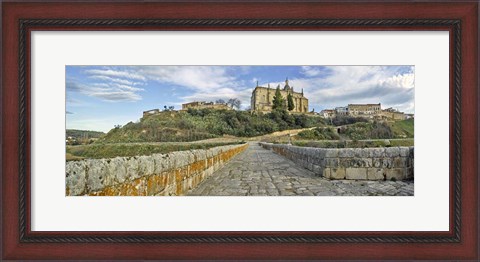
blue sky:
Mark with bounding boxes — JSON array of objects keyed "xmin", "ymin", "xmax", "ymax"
[{"xmin": 66, "ymin": 65, "xmax": 414, "ymax": 132}]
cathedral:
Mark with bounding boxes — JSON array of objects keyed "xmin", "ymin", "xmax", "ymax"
[{"xmin": 250, "ymin": 78, "xmax": 309, "ymax": 113}]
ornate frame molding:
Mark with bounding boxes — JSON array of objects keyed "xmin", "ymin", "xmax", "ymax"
[{"xmin": 18, "ymin": 18, "xmax": 461, "ymax": 243}]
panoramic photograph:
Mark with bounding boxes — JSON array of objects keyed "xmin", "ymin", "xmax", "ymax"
[{"xmin": 65, "ymin": 65, "xmax": 414, "ymax": 196}]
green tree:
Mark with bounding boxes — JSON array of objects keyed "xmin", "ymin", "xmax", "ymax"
[
  {"xmin": 287, "ymin": 93, "xmax": 295, "ymax": 111},
  {"xmin": 272, "ymin": 87, "xmax": 285, "ymax": 110}
]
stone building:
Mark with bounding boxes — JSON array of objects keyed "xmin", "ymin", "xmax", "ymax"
[
  {"xmin": 320, "ymin": 109, "xmax": 336, "ymax": 118},
  {"xmin": 348, "ymin": 103, "xmax": 381, "ymax": 116},
  {"xmin": 251, "ymin": 78, "xmax": 308, "ymax": 113},
  {"xmin": 143, "ymin": 109, "xmax": 160, "ymax": 117},
  {"xmin": 181, "ymin": 101, "xmax": 231, "ymax": 111},
  {"xmin": 376, "ymin": 107, "xmax": 408, "ymax": 120}
]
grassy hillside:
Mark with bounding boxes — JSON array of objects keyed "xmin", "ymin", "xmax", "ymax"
[
  {"xmin": 66, "ymin": 129, "xmax": 105, "ymax": 139},
  {"xmin": 99, "ymin": 109, "xmax": 326, "ymax": 143},
  {"xmin": 296, "ymin": 127, "xmax": 340, "ymax": 140},
  {"xmin": 66, "ymin": 141, "xmax": 245, "ymax": 160},
  {"xmin": 389, "ymin": 118, "xmax": 414, "ymax": 138},
  {"xmin": 66, "ymin": 129, "xmax": 105, "ymax": 145},
  {"xmin": 296, "ymin": 119, "xmax": 414, "ymax": 141}
]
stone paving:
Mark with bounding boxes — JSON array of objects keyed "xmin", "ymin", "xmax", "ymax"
[{"xmin": 186, "ymin": 143, "xmax": 414, "ymax": 196}]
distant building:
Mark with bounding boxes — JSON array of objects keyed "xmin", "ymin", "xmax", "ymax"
[
  {"xmin": 181, "ymin": 101, "xmax": 231, "ymax": 111},
  {"xmin": 319, "ymin": 103, "xmax": 413, "ymax": 120},
  {"xmin": 251, "ymin": 78, "xmax": 308, "ymax": 113},
  {"xmin": 348, "ymin": 103, "xmax": 381, "ymax": 116},
  {"xmin": 335, "ymin": 106, "xmax": 349, "ymax": 115},
  {"xmin": 143, "ymin": 109, "xmax": 160, "ymax": 117},
  {"xmin": 320, "ymin": 109, "xmax": 336, "ymax": 118},
  {"xmin": 377, "ymin": 107, "xmax": 408, "ymax": 120}
]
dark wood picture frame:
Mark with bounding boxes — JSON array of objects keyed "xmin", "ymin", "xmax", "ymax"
[{"xmin": 1, "ymin": 1, "xmax": 478, "ymax": 260}]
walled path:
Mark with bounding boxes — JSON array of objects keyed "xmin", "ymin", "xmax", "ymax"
[{"xmin": 186, "ymin": 142, "xmax": 414, "ymax": 196}]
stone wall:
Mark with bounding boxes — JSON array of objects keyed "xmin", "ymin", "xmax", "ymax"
[
  {"xmin": 260, "ymin": 143, "xmax": 413, "ymax": 181},
  {"xmin": 66, "ymin": 144, "xmax": 248, "ymax": 196}
]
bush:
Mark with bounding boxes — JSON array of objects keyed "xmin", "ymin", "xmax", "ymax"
[
  {"xmin": 331, "ymin": 116, "xmax": 369, "ymax": 126},
  {"xmin": 297, "ymin": 127, "xmax": 340, "ymax": 140},
  {"xmin": 342, "ymin": 121, "xmax": 394, "ymax": 140},
  {"xmin": 100, "ymin": 109, "xmax": 325, "ymax": 143}
]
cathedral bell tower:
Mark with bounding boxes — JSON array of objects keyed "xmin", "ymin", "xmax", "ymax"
[{"xmin": 284, "ymin": 77, "xmax": 292, "ymax": 91}]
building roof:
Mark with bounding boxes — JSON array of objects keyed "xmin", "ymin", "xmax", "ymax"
[{"xmin": 348, "ymin": 103, "xmax": 381, "ymax": 106}]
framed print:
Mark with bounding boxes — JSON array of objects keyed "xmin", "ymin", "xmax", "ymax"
[{"xmin": 1, "ymin": 0, "xmax": 478, "ymax": 260}]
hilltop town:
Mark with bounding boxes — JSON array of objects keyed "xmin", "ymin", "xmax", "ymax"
[{"xmin": 142, "ymin": 78, "xmax": 413, "ymax": 122}]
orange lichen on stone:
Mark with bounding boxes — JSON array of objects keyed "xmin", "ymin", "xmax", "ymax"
[
  {"xmin": 146, "ymin": 174, "xmax": 167, "ymax": 195},
  {"xmin": 87, "ymin": 144, "xmax": 248, "ymax": 196}
]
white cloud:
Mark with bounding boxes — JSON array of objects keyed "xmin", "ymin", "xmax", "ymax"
[
  {"xmin": 69, "ymin": 68, "xmax": 147, "ymax": 102},
  {"xmin": 301, "ymin": 66, "xmax": 323, "ymax": 77},
  {"xmin": 85, "ymin": 69, "xmax": 147, "ymax": 81},
  {"xmin": 296, "ymin": 66, "xmax": 415, "ymax": 113},
  {"xmin": 140, "ymin": 66, "xmax": 238, "ymax": 91},
  {"xmin": 66, "ymin": 80, "xmax": 142, "ymax": 102},
  {"xmin": 139, "ymin": 66, "xmax": 252, "ymax": 107},
  {"xmin": 87, "ymin": 90, "xmax": 141, "ymax": 102},
  {"xmin": 89, "ymin": 75, "xmax": 143, "ymax": 86},
  {"xmin": 114, "ymin": 84, "xmax": 144, "ymax": 92}
]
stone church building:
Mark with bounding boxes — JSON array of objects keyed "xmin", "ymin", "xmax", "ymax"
[{"xmin": 251, "ymin": 78, "xmax": 309, "ymax": 113}]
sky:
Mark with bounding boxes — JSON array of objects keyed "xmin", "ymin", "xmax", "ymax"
[{"xmin": 66, "ymin": 65, "xmax": 414, "ymax": 132}]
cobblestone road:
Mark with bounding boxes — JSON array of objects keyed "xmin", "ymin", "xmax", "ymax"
[{"xmin": 186, "ymin": 143, "xmax": 414, "ymax": 196}]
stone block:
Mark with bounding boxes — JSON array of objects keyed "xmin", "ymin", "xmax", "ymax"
[
  {"xmin": 363, "ymin": 158, "xmax": 373, "ymax": 167},
  {"xmin": 312, "ymin": 165, "xmax": 324, "ymax": 176},
  {"xmin": 386, "ymin": 168, "xmax": 406, "ymax": 181},
  {"xmin": 325, "ymin": 158, "xmax": 339, "ymax": 167},
  {"xmin": 372, "ymin": 158, "xmax": 382, "ymax": 168},
  {"xmin": 381, "ymin": 158, "xmax": 393, "ymax": 168},
  {"xmin": 152, "ymin": 155, "xmax": 164, "ymax": 174},
  {"xmin": 304, "ymin": 148, "xmax": 317, "ymax": 157},
  {"xmin": 312, "ymin": 148, "xmax": 326, "ymax": 159},
  {"xmin": 339, "ymin": 158, "xmax": 370, "ymax": 168},
  {"xmin": 367, "ymin": 168, "xmax": 385, "ymax": 180},
  {"xmin": 353, "ymin": 158, "xmax": 369, "ymax": 168},
  {"xmin": 368, "ymin": 148, "xmax": 385, "ymax": 158},
  {"xmin": 312, "ymin": 158, "xmax": 326, "ymax": 167},
  {"xmin": 338, "ymin": 148, "xmax": 355, "ymax": 158},
  {"xmin": 346, "ymin": 168, "xmax": 367, "ymax": 180},
  {"xmin": 354, "ymin": 148, "xmax": 368, "ymax": 158},
  {"xmin": 137, "ymin": 155, "xmax": 155, "ymax": 177},
  {"xmin": 324, "ymin": 149, "xmax": 339, "ymax": 158},
  {"xmin": 393, "ymin": 157, "xmax": 407, "ymax": 168},
  {"xmin": 65, "ymin": 161, "xmax": 86, "ymax": 196},
  {"xmin": 399, "ymin": 147, "xmax": 410, "ymax": 157},
  {"xmin": 385, "ymin": 147, "xmax": 400, "ymax": 157},
  {"xmin": 330, "ymin": 168, "xmax": 346, "ymax": 179},
  {"xmin": 323, "ymin": 168, "xmax": 331, "ymax": 179},
  {"xmin": 86, "ymin": 159, "xmax": 110, "ymax": 192},
  {"xmin": 146, "ymin": 174, "xmax": 167, "ymax": 195},
  {"xmin": 125, "ymin": 156, "xmax": 141, "ymax": 181},
  {"xmin": 184, "ymin": 151, "xmax": 196, "ymax": 164},
  {"xmin": 406, "ymin": 167, "xmax": 414, "ymax": 179},
  {"xmin": 337, "ymin": 158, "xmax": 348, "ymax": 168},
  {"xmin": 154, "ymin": 153, "xmax": 175, "ymax": 171},
  {"xmin": 109, "ymin": 157, "xmax": 128, "ymax": 184},
  {"xmin": 307, "ymin": 162, "xmax": 313, "ymax": 172}
]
